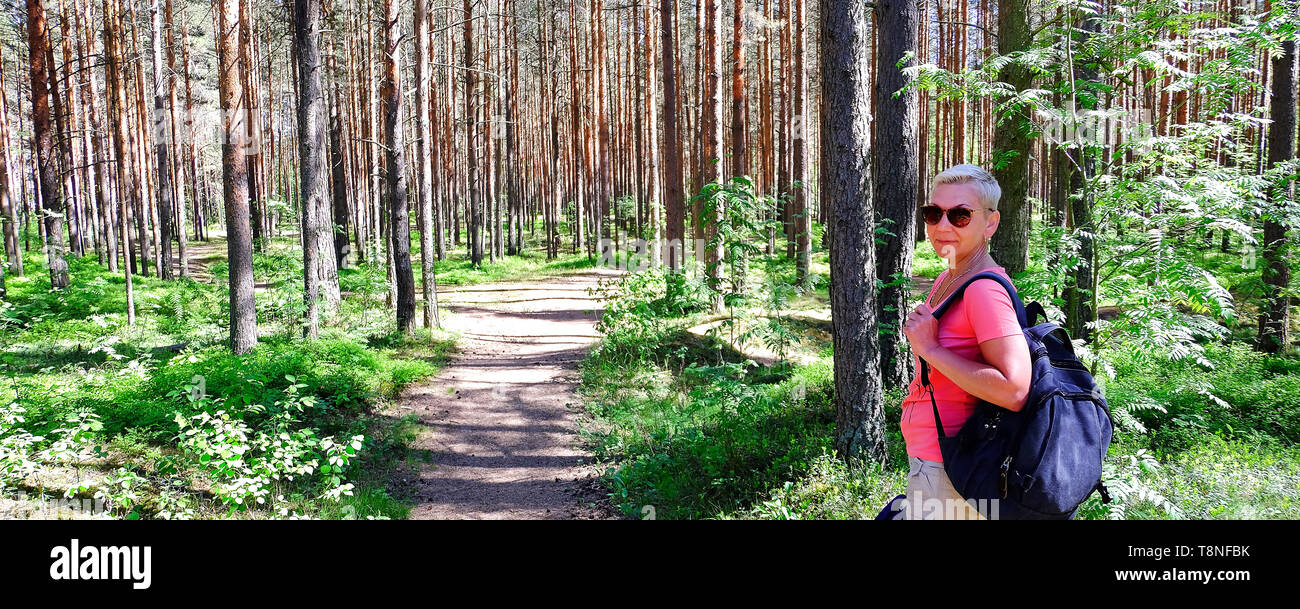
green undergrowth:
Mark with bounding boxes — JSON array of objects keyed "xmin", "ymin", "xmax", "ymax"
[
  {"xmin": 1, "ymin": 240, "xmax": 454, "ymax": 519},
  {"xmin": 578, "ymin": 262, "xmax": 903, "ymax": 519},
  {"xmin": 417, "ymin": 220, "xmax": 607, "ymax": 286},
  {"xmin": 431, "ymin": 248, "xmax": 600, "ymax": 286}
]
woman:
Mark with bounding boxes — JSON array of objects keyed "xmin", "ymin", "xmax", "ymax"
[{"xmin": 897, "ymin": 164, "xmax": 1032, "ymax": 520}]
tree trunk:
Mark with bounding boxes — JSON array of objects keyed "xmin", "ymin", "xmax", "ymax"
[
  {"xmin": 660, "ymin": 0, "xmax": 684, "ymax": 271},
  {"xmin": 384, "ymin": 0, "xmax": 416, "ymax": 335},
  {"xmin": 239, "ymin": 0, "xmax": 262, "ymax": 251},
  {"xmin": 779, "ymin": 0, "xmax": 791, "ymax": 259},
  {"xmin": 0, "ymin": 42, "xmax": 22, "ymax": 278},
  {"xmin": 415, "ymin": 0, "xmax": 441, "ymax": 330},
  {"xmin": 793, "ymin": 0, "xmax": 810, "ymax": 282},
  {"xmin": 466, "ymin": 0, "xmax": 483, "ymax": 267},
  {"xmin": 164, "ymin": 0, "xmax": 188, "ymax": 276},
  {"xmin": 731, "ymin": 0, "xmax": 746, "ymax": 181},
  {"xmin": 180, "ymin": 4, "xmax": 204, "ymax": 242},
  {"xmin": 27, "ymin": 0, "xmax": 70, "ymax": 289},
  {"xmin": 1259, "ymin": 15, "xmax": 1296, "ymax": 354},
  {"xmin": 873, "ymin": 0, "xmax": 920, "ymax": 392},
  {"xmin": 821, "ymin": 0, "xmax": 886, "ymax": 464},
  {"xmin": 150, "ymin": 0, "xmax": 175, "ymax": 279},
  {"xmin": 103, "ymin": 0, "xmax": 134, "ymax": 322},
  {"xmin": 296, "ymin": 0, "xmax": 337, "ymax": 338},
  {"xmin": 703, "ymin": 0, "xmax": 724, "ymax": 311},
  {"xmin": 729, "ymin": 0, "xmax": 748, "ymax": 294},
  {"xmin": 644, "ymin": 1, "xmax": 662, "ymax": 267},
  {"xmin": 1065, "ymin": 13, "xmax": 1100, "ymax": 345},
  {"xmin": 330, "ymin": 83, "xmax": 351, "ymax": 271},
  {"xmin": 217, "ymin": 0, "xmax": 258, "ymax": 353},
  {"xmin": 989, "ymin": 0, "xmax": 1033, "ymax": 275}
]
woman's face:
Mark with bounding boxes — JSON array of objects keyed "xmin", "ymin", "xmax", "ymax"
[{"xmin": 926, "ymin": 182, "xmax": 999, "ymax": 268}]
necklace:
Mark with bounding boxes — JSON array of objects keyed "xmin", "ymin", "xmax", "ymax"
[{"xmin": 929, "ymin": 242, "xmax": 992, "ymax": 308}]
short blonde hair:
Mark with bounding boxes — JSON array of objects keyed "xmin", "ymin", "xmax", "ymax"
[{"xmin": 932, "ymin": 164, "xmax": 1002, "ymax": 212}]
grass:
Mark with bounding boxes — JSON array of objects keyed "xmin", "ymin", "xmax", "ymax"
[
  {"xmin": 430, "ymin": 248, "xmax": 600, "ymax": 286},
  {"xmin": 1, "ymin": 232, "xmax": 455, "ymax": 520}
]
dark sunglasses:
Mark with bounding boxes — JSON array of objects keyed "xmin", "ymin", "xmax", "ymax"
[{"xmin": 919, "ymin": 205, "xmax": 985, "ymax": 228}]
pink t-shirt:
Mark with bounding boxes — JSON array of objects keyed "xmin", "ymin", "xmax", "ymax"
[{"xmin": 900, "ymin": 266, "xmax": 1024, "ymax": 462}]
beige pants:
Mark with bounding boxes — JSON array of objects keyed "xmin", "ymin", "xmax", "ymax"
[{"xmin": 895, "ymin": 456, "xmax": 988, "ymax": 520}]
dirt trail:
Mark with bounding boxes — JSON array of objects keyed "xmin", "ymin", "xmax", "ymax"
[{"xmin": 399, "ymin": 270, "xmax": 623, "ymax": 520}]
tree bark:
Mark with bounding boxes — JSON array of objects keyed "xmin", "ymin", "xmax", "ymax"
[
  {"xmin": 873, "ymin": 0, "xmax": 920, "ymax": 392},
  {"xmin": 330, "ymin": 84, "xmax": 351, "ymax": 271},
  {"xmin": 660, "ymin": 0, "xmax": 684, "ymax": 271},
  {"xmin": 103, "ymin": 0, "xmax": 135, "ymax": 322},
  {"xmin": 1259, "ymin": 13, "xmax": 1296, "ymax": 354},
  {"xmin": 0, "ymin": 42, "xmax": 22, "ymax": 278},
  {"xmin": 731, "ymin": 0, "xmax": 746, "ymax": 180},
  {"xmin": 164, "ymin": 0, "xmax": 188, "ymax": 276},
  {"xmin": 217, "ymin": 0, "xmax": 258, "ymax": 353},
  {"xmin": 384, "ymin": 0, "xmax": 416, "ymax": 335},
  {"xmin": 989, "ymin": 0, "xmax": 1033, "ymax": 275},
  {"xmin": 27, "ymin": 0, "xmax": 70, "ymax": 289},
  {"xmin": 465, "ymin": 0, "xmax": 483, "ymax": 267},
  {"xmin": 296, "ymin": 0, "xmax": 338, "ymax": 338},
  {"xmin": 415, "ymin": 0, "xmax": 441, "ymax": 330},
  {"xmin": 703, "ymin": 0, "xmax": 724, "ymax": 310},
  {"xmin": 821, "ymin": 0, "xmax": 886, "ymax": 464},
  {"xmin": 793, "ymin": 0, "xmax": 810, "ymax": 282},
  {"xmin": 644, "ymin": 1, "xmax": 662, "ymax": 267},
  {"xmin": 150, "ymin": 0, "xmax": 175, "ymax": 279},
  {"xmin": 1065, "ymin": 12, "xmax": 1100, "ymax": 345}
]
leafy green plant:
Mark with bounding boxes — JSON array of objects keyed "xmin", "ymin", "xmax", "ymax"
[
  {"xmin": 1079, "ymin": 448, "xmax": 1184, "ymax": 520},
  {"xmin": 0, "ymin": 399, "xmax": 42, "ymax": 491},
  {"xmin": 694, "ymin": 175, "xmax": 777, "ymax": 347}
]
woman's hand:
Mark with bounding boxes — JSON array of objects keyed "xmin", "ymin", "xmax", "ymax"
[{"xmin": 902, "ymin": 302, "xmax": 940, "ymax": 360}]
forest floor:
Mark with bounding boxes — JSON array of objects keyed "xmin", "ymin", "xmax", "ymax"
[{"xmin": 394, "ymin": 270, "xmax": 625, "ymax": 519}]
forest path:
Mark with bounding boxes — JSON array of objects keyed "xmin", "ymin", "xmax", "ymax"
[{"xmin": 397, "ymin": 269, "xmax": 623, "ymax": 520}]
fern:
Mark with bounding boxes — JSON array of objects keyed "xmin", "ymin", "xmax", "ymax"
[{"xmin": 1100, "ymin": 450, "xmax": 1185, "ymax": 519}]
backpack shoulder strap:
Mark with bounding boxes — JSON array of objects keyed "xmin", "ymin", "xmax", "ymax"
[
  {"xmin": 919, "ymin": 271, "xmax": 1028, "ymax": 439},
  {"xmin": 1026, "ymin": 301, "xmax": 1048, "ymax": 326}
]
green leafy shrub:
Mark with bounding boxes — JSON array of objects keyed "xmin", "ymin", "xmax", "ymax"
[{"xmin": 175, "ymin": 379, "xmax": 364, "ymax": 516}]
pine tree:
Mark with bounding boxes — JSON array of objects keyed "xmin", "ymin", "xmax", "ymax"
[
  {"xmin": 821, "ymin": 0, "xmax": 886, "ymax": 464},
  {"xmin": 27, "ymin": 0, "xmax": 70, "ymax": 289},
  {"xmin": 217, "ymin": 0, "xmax": 258, "ymax": 353},
  {"xmin": 383, "ymin": 0, "xmax": 416, "ymax": 334}
]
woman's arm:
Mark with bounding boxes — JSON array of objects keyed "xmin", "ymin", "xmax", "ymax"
[{"xmin": 915, "ymin": 335, "xmax": 1031, "ymax": 411}]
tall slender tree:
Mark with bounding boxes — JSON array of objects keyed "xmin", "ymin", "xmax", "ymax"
[
  {"xmin": 217, "ymin": 0, "xmax": 258, "ymax": 353},
  {"xmin": 660, "ymin": 0, "xmax": 684, "ymax": 271},
  {"xmin": 821, "ymin": 0, "xmax": 886, "ymax": 463},
  {"xmin": 0, "ymin": 42, "xmax": 21, "ymax": 279},
  {"xmin": 989, "ymin": 0, "xmax": 1033, "ymax": 275},
  {"xmin": 103, "ymin": 0, "xmax": 134, "ymax": 322},
  {"xmin": 1065, "ymin": 12, "xmax": 1101, "ymax": 345},
  {"xmin": 1259, "ymin": 8, "xmax": 1297, "ymax": 354},
  {"xmin": 702, "ymin": 0, "xmax": 724, "ymax": 310},
  {"xmin": 465, "ymin": 0, "xmax": 483, "ymax": 267},
  {"xmin": 792, "ymin": 0, "xmax": 810, "ymax": 282},
  {"xmin": 164, "ymin": 0, "xmax": 188, "ymax": 276},
  {"xmin": 415, "ymin": 0, "xmax": 441, "ymax": 330},
  {"xmin": 643, "ymin": 1, "xmax": 662, "ymax": 267},
  {"xmin": 150, "ymin": 0, "xmax": 175, "ymax": 279},
  {"xmin": 296, "ymin": 0, "xmax": 334, "ymax": 338},
  {"xmin": 384, "ymin": 0, "xmax": 416, "ymax": 334},
  {"xmin": 873, "ymin": 0, "xmax": 920, "ymax": 391},
  {"xmin": 27, "ymin": 0, "xmax": 69, "ymax": 289},
  {"xmin": 731, "ymin": 0, "xmax": 746, "ymax": 180}
]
